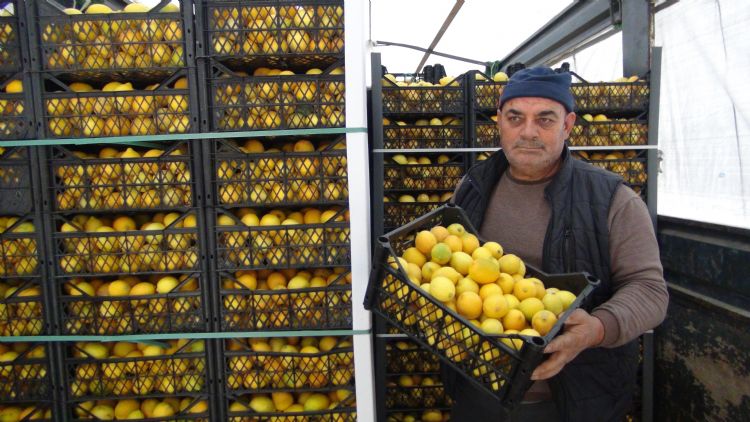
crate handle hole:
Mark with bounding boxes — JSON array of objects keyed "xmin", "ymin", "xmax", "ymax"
[
  {"xmin": 531, "ymin": 336, "xmax": 546, "ymax": 346},
  {"xmin": 586, "ymin": 275, "xmax": 601, "ymax": 285}
]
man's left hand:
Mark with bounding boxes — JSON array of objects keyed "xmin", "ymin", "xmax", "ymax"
[{"xmin": 530, "ymin": 309, "xmax": 605, "ymax": 380}]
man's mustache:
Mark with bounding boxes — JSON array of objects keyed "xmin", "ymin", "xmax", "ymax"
[{"xmin": 513, "ymin": 139, "xmax": 546, "ymax": 149}]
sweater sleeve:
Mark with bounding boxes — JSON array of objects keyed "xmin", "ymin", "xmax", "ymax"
[{"xmin": 591, "ymin": 185, "xmax": 669, "ymax": 348}]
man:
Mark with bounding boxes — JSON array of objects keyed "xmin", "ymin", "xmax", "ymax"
[{"xmin": 446, "ymin": 67, "xmax": 668, "ymax": 421}]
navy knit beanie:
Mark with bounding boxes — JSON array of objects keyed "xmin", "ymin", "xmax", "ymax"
[{"xmin": 499, "ymin": 67, "xmax": 575, "ymax": 112}]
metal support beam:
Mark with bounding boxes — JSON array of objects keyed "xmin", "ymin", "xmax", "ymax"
[
  {"xmin": 414, "ymin": 0, "xmax": 465, "ymax": 74},
  {"xmin": 647, "ymin": 47, "xmax": 662, "ymax": 227},
  {"xmin": 622, "ymin": 0, "xmax": 654, "ymax": 76},
  {"xmin": 498, "ymin": 0, "xmax": 619, "ymax": 69}
]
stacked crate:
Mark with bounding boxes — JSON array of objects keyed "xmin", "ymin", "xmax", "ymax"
[
  {"xmin": 196, "ymin": 1, "xmax": 355, "ymax": 420},
  {"xmin": 384, "ymin": 339, "xmax": 451, "ymax": 422},
  {"xmin": 60, "ymin": 339, "xmax": 210, "ymax": 421},
  {"xmin": 0, "ymin": 4, "xmax": 51, "ymax": 412},
  {"xmin": 0, "ymin": 144, "xmax": 53, "ymax": 419},
  {"xmin": 0, "ymin": 0, "xmax": 33, "ymax": 141},
  {"xmin": 26, "ymin": 0, "xmax": 199, "ymax": 139},
  {"xmin": 569, "ymin": 77, "xmax": 651, "ymax": 199},
  {"xmin": 39, "ymin": 141, "xmax": 211, "ymax": 420},
  {"xmin": 219, "ymin": 335, "xmax": 356, "ymax": 421},
  {"xmin": 380, "ymin": 74, "xmax": 468, "ymax": 232},
  {"xmin": 467, "ymin": 70, "xmax": 505, "ymax": 163}
]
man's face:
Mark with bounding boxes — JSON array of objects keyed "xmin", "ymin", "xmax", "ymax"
[{"xmin": 497, "ymin": 97, "xmax": 576, "ymax": 180}]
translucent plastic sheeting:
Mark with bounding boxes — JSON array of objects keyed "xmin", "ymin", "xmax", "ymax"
[
  {"xmin": 370, "ymin": 0, "xmax": 573, "ymax": 75},
  {"xmin": 655, "ymin": 0, "xmax": 750, "ymax": 229},
  {"xmin": 552, "ymin": 33, "xmax": 624, "ymax": 82}
]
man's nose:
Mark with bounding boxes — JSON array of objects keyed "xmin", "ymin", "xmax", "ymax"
[{"xmin": 519, "ymin": 118, "xmax": 538, "ymax": 139}]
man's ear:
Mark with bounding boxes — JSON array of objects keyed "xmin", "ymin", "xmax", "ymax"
[
  {"xmin": 496, "ymin": 109, "xmax": 502, "ymax": 140},
  {"xmin": 563, "ymin": 112, "xmax": 576, "ymax": 138}
]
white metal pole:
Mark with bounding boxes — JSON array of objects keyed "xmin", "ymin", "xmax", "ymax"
[{"xmin": 345, "ymin": 0, "xmax": 376, "ymax": 421}]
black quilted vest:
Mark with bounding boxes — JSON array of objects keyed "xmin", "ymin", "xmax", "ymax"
[{"xmin": 448, "ymin": 147, "xmax": 640, "ymax": 421}]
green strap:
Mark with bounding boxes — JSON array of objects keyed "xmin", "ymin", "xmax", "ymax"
[
  {"xmin": 0, "ymin": 329, "xmax": 371, "ymax": 343},
  {"xmin": 0, "ymin": 127, "xmax": 368, "ymax": 147}
]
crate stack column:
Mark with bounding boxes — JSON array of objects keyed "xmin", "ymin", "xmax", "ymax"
[
  {"xmin": 568, "ymin": 77, "xmax": 652, "ymax": 204},
  {"xmin": 0, "ymin": 1, "xmax": 53, "ymax": 410},
  {"xmin": 370, "ymin": 53, "xmax": 471, "ymax": 422},
  {"xmin": 381, "ymin": 339, "xmax": 453, "ymax": 421},
  {"xmin": 196, "ymin": 0, "xmax": 365, "ymax": 420},
  {"xmin": 468, "ymin": 70, "xmax": 506, "ymax": 164},
  {"xmin": 24, "ymin": 1, "xmax": 212, "ymax": 420}
]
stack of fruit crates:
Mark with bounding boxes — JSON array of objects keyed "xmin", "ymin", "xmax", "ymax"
[
  {"xmin": 569, "ymin": 75, "xmax": 651, "ymax": 199},
  {"xmin": 0, "ymin": 1, "xmax": 33, "ymax": 140},
  {"xmin": 26, "ymin": 0, "xmax": 198, "ymax": 139},
  {"xmin": 384, "ymin": 338, "xmax": 451, "ymax": 422},
  {"xmin": 467, "ymin": 70, "xmax": 506, "ymax": 163},
  {"xmin": 37, "ymin": 137, "xmax": 211, "ymax": 420},
  {"xmin": 29, "ymin": 1, "xmax": 212, "ymax": 408},
  {"xmin": 196, "ymin": 1, "xmax": 355, "ymax": 420},
  {"xmin": 219, "ymin": 335, "xmax": 356, "ymax": 421},
  {"xmin": 380, "ymin": 73, "xmax": 468, "ymax": 233},
  {"xmin": 0, "ymin": 142, "xmax": 54, "ymax": 419},
  {"xmin": 198, "ymin": 0, "xmax": 345, "ymax": 132},
  {"xmin": 0, "ymin": 1, "xmax": 52, "ymax": 402},
  {"xmin": 60, "ymin": 339, "xmax": 211, "ymax": 421}
]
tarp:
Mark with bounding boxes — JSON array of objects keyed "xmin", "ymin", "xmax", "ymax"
[{"xmin": 653, "ymin": 0, "xmax": 750, "ymax": 229}]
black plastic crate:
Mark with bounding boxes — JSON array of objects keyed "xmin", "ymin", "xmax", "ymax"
[
  {"xmin": 474, "ymin": 115, "xmax": 499, "ymax": 149},
  {"xmin": 207, "ymin": 60, "xmax": 345, "ymax": 132},
  {"xmin": 386, "ymin": 343, "xmax": 441, "ymax": 374},
  {"xmin": 382, "ymin": 75, "xmax": 465, "ymax": 116},
  {"xmin": 61, "ymin": 340, "xmax": 209, "ymax": 403},
  {"xmin": 0, "ymin": 342, "xmax": 52, "ymax": 405},
  {"xmin": 386, "ymin": 410, "xmax": 450, "ymax": 421},
  {"xmin": 0, "ymin": 278, "xmax": 46, "ymax": 336},
  {"xmin": 383, "ymin": 202, "xmax": 446, "ymax": 233},
  {"xmin": 210, "ymin": 136, "xmax": 348, "ymax": 208},
  {"xmin": 382, "ymin": 118, "xmax": 465, "ymax": 149},
  {"xmin": 226, "ymin": 395, "xmax": 356, "ymax": 422},
  {"xmin": 569, "ymin": 118, "xmax": 648, "ymax": 147},
  {"xmin": 471, "ymin": 71, "xmax": 506, "ymax": 112},
  {"xmin": 213, "ymin": 207, "xmax": 350, "ymax": 271},
  {"xmin": 0, "ymin": 76, "xmax": 33, "ymax": 140},
  {"xmin": 222, "ymin": 336, "xmax": 354, "ymax": 395},
  {"xmin": 29, "ymin": 0, "xmax": 193, "ymax": 81},
  {"xmin": 57, "ymin": 271, "xmax": 209, "ymax": 335},
  {"xmin": 571, "ymin": 81, "xmax": 649, "ymax": 114},
  {"xmin": 573, "ymin": 150, "xmax": 648, "ymax": 187},
  {"xmin": 364, "ymin": 204, "xmax": 600, "ymax": 412},
  {"xmin": 39, "ymin": 72, "xmax": 194, "ymax": 139},
  {"xmin": 44, "ymin": 141, "xmax": 198, "ymax": 213},
  {"xmin": 0, "ymin": 1, "xmax": 22, "ymax": 75},
  {"xmin": 67, "ymin": 398, "xmax": 210, "ymax": 421},
  {"xmin": 385, "ymin": 384, "xmax": 451, "ymax": 411},
  {"xmin": 51, "ymin": 211, "xmax": 202, "ymax": 278},
  {"xmin": 199, "ymin": 0, "xmax": 344, "ymax": 70},
  {"xmin": 0, "ymin": 214, "xmax": 41, "ymax": 279},
  {"xmin": 0, "ymin": 146, "xmax": 34, "ymax": 215},
  {"xmin": 384, "ymin": 153, "xmax": 464, "ymax": 192},
  {"xmin": 218, "ymin": 268, "xmax": 352, "ymax": 331},
  {"xmin": 0, "ymin": 404, "xmax": 52, "ymax": 421},
  {"xmin": 0, "ymin": 213, "xmax": 49, "ymax": 336}
]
